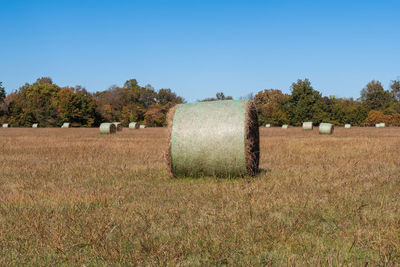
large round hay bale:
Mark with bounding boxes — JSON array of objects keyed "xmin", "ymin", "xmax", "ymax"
[
  {"xmin": 344, "ymin": 124, "xmax": 351, "ymax": 129},
  {"xmin": 32, "ymin": 123, "xmax": 39, "ymax": 128},
  {"xmin": 302, "ymin": 121, "xmax": 313, "ymax": 130},
  {"xmin": 113, "ymin": 122, "xmax": 123, "ymax": 131},
  {"xmin": 2, "ymin": 123, "xmax": 9, "ymax": 128},
  {"xmin": 282, "ymin": 125, "xmax": 289, "ymax": 129},
  {"xmin": 319, "ymin": 123, "xmax": 334, "ymax": 134},
  {"xmin": 100, "ymin": 123, "xmax": 116, "ymax": 134},
  {"xmin": 167, "ymin": 100, "xmax": 259, "ymax": 177},
  {"xmin": 129, "ymin": 122, "xmax": 138, "ymax": 129},
  {"xmin": 61, "ymin": 122, "xmax": 71, "ymax": 128},
  {"xmin": 265, "ymin": 124, "xmax": 271, "ymax": 128}
]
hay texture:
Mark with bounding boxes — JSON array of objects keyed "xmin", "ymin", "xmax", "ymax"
[
  {"xmin": 113, "ymin": 122, "xmax": 123, "ymax": 131},
  {"xmin": 139, "ymin": 125, "xmax": 146, "ymax": 129},
  {"xmin": 167, "ymin": 100, "xmax": 259, "ymax": 177},
  {"xmin": 32, "ymin": 123, "xmax": 39, "ymax": 128},
  {"xmin": 376, "ymin": 123, "xmax": 386, "ymax": 128},
  {"xmin": 2, "ymin": 124, "xmax": 9, "ymax": 128},
  {"xmin": 100, "ymin": 123, "xmax": 116, "ymax": 134},
  {"xmin": 61, "ymin": 123, "xmax": 71, "ymax": 128},
  {"xmin": 302, "ymin": 122, "xmax": 313, "ymax": 130},
  {"xmin": 265, "ymin": 124, "xmax": 271, "ymax": 128},
  {"xmin": 344, "ymin": 124, "xmax": 351, "ymax": 129},
  {"xmin": 129, "ymin": 122, "xmax": 138, "ymax": 129},
  {"xmin": 282, "ymin": 125, "xmax": 289, "ymax": 129},
  {"xmin": 319, "ymin": 123, "xmax": 334, "ymax": 135}
]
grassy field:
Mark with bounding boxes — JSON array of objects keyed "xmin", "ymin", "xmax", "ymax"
[{"xmin": 0, "ymin": 127, "xmax": 399, "ymax": 265}]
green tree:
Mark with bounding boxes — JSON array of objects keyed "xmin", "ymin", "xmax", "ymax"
[
  {"xmin": 0, "ymin": 82, "xmax": 5, "ymax": 103},
  {"xmin": 254, "ymin": 89, "xmax": 289, "ymax": 125},
  {"xmin": 282, "ymin": 79, "xmax": 322, "ymax": 125},
  {"xmin": 360, "ymin": 80, "xmax": 392, "ymax": 111}
]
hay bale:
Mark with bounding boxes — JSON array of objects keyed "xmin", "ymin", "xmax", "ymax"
[
  {"xmin": 344, "ymin": 124, "xmax": 351, "ymax": 129},
  {"xmin": 265, "ymin": 124, "xmax": 271, "ymax": 128},
  {"xmin": 139, "ymin": 125, "xmax": 146, "ymax": 129},
  {"xmin": 61, "ymin": 122, "xmax": 71, "ymax": 128},
  {"xmin": 167, "ymin": 100, "xmax": 259, "ymax": 177},
  {"xmin": 2, "ymin": 123, "xmax": 9, "ymax": 128},
  {"xmin": 113, "ymin": 122, "xmax": 123, "ymax": 131},
  {"xmin": 99, "ymin": 123, "xmax": 116, "ymax": 134},
  {"xmin": 282, "ymin": 125, "xmax": 289, "ymax": 129},
  {"xmin": 376, "ymin": 123, "xmax": 385, "ymax": 128},
  {"xmin": 129, "ymin": 122, "xmax": 138, "ymax": 129},
  {"xmin": 319, "ymin": 123, "xmax": 334, "ymax": 134},
  {"xmin": 32, "ymin": 123, "xmax": 39, "ymax": 128},
  {"xmin": 302, "ymin": 121, "xmax": 313, "ymax": 130}
]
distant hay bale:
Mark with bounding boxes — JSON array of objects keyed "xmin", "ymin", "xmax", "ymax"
[
  {"xmin": 99, "ymin": 123, "xmax": 116, "ymax": 134},
  {"xmin": 129, "ymin": 122, "xmax": 138, "ymax": 129},
  {"xmin": 32, "ymin": 123, "xmax": 39, "ymax": 128},
  {"xmin": 319, "ymin": 123, "xmax": 334, "ymax": 135},
  {"xmin": 265, "ymin": 124, "xmax": 271, "ymax": 128},
  {"xmin": 139, "ymin": 125, "xmax": 146, "ymax": 129},
  {"xmin": 166, "ymin": 100, "xmax": 259, "ymax": 177},
  {"xmin": 2, "ymin": 123, "xmax": 9, "ymax": 128},
  {"xmin": 376, "ymin": 123, "xmax": 386, "ymax": 128},
  {"xmin": 302, "ymin": 122, "xmax": 313, "ymax": 130},
  {"xmin": 344, "ymin": 124, "xmax": 351, "ymax": 129},
  {"xmin": 282, "ymin": 125, "xmax": 289, "ymax": 129},
  {"xmin": 113, "ymin": 122, "xmax": 123, "ymax": 131},
  {"xmin": 61, "ymin": 123, "xmax": 71, "ymax": 128}
]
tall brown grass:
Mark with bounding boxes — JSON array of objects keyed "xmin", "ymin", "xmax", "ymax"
[{"xmin": 0, "ymin": 127, "xmax": 399, "ymax": 265}]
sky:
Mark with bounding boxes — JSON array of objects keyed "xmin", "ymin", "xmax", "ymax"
[{"xmin": 0, "ymin": 0, "xmax": 399, "ymax": 102}]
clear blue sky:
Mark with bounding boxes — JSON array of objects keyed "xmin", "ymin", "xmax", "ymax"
[{"xmin": 1, "ymin": 0, "xmax": 399, "ymax": 101}]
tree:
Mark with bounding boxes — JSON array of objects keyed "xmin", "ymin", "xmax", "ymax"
[
  {"xmin": 360, "ymin": 80, "xmax": 392, "ymax": 111},
  {"xmin": 0, "ymin": 82, "xmax": 5, "ymax": 103},
  {"xmin": 254, "ymin": 89, "xmax": 289, "ymax": 125},
  {"xmin": 282, "ymin": 79, "xmax": 322, "ymax": 125},
  {"xmin": 390, "ymin": 79, "xmax": 400, "ymax": 101}
]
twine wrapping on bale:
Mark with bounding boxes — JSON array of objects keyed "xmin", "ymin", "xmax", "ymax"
[
  {"xmin": 302, "ymin": 122, "xmax": 313, "ymax": 130},
  {"xmin": 32, "ymin": 123, "xmax": 39, "ymax": 128},
  {"xmin": 100, "ymin": 123, "xmax": 116, "ymax": 134},
  {"xmin": 319, "ymin": 123, "xmax": 334, "ymax": 134},
  {"xmin": 282, "ymin": 125, "xmax": 289, "ymax": 129},
  {"xmin": 139, "ymin": 125, "xmax": 146, "ymax": 129},
  {"xmin": 344, "ymin": 124, "xmax": 351, "ymax": 129},
  {"xmin": 113, "ymin": 122, "xmax": 123, "ymax": 131},
  {"xmin": 61, "ymin": 123, "xmax": 71, "ymax": 128},
  {"xmin": 129, "ymin": 122, "xmax": 138, "ymax": 129},
  {"xmin": 265, "ymin": 124, "xmax": 271, "ymax": 128},
  {"xmin": 166, "ymin": 100, "xmax": 259, "ymax": 177},
  {"xmin": 2, "ymin": 124, "xmax": 9, "ymax": 128}
]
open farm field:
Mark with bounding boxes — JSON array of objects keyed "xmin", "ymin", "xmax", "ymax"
[{"xmin": 0, "ymin": 127, "xmax": 399, "ymax": 265}]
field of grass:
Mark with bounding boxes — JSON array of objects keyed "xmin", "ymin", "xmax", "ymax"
[{"xmin": 0, "ymin": 127, "xmax": 399, "ymax": 265}]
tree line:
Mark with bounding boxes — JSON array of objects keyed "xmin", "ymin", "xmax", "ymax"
[
  {"xmin": 0, "ymin": 77, "xmax": 399, "ymax": 127},
  {"xmin": 254, "ymin": 78, "xmax": 400, "ymax": 126},
  {"xmin": 0, "ymin": 77, "xmax": 183, "ymax": 127}
]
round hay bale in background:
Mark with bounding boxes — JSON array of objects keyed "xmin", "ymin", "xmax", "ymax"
[
  {"xmin": 139, "ymin": 125, "xmax": 146, "ymax": 129},
  {"xmin": 344, "ymin": 124, "xmax": 351, "ymax": 129},
  {"xmin": 302, "ymin": 121, "xmax": 313, "ymax": 130},
  {"xmin": 2, "ymin": 124, "xmax": 9, "ymax": 128},
  {"xmin": 129, "ymin": 122, "xmax": 138, "ymax": 129},
  {"xmin": 113, "ymin": 122, "xmax": 123, "ymax": 131},
  {"xmin": 319, "ymin": 123, "xmax": 334, "ymax": 135},
  {"xmin": 32, "ymin": 123, "xmax": 39, "ymax": 128},
  {"xmin": 265, "ymin": 124, "xmax": 271, "ymax": 128},
  {"xmin": 99, "ymin": 123, "xmax": 116, "ymax": 134},
  {"xmin": 376, "ymin": 123, "xmax": 386, "ymax": 128},
  {"xmin": 282, "ymin": 125, "xmax": 289, "ymax": 129},
  {"xmin": 61, "ymin": 123, "xmax": 71, "ymax": 128},
  {"xmin": 167, "ymin": 100, "xmax": 259, "ymax": 177}
]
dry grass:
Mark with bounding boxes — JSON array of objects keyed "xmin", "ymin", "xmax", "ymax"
[{"xmin": 0, "ymin": 127, "xmax": 399, "ymax": 265}]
